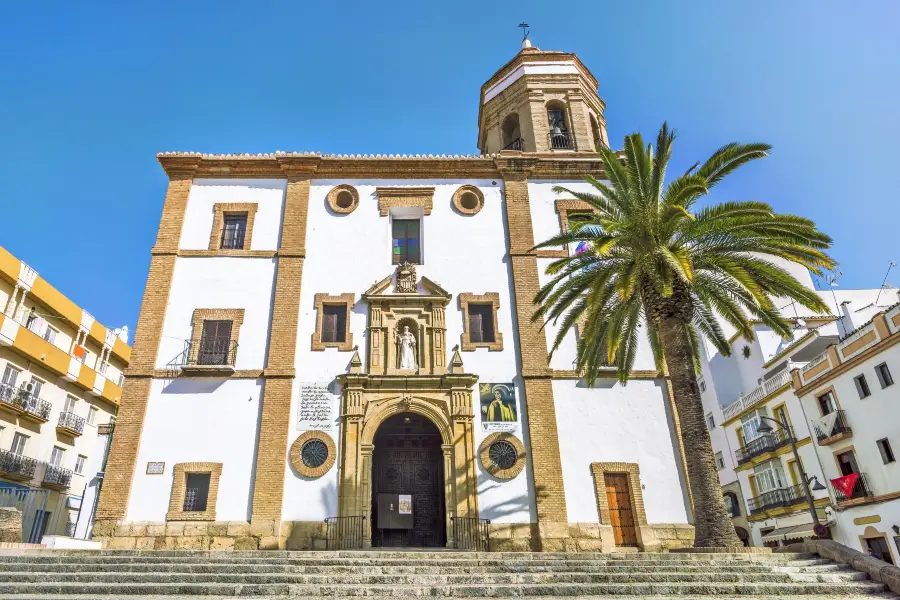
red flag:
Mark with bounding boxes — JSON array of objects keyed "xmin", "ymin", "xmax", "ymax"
[{"xmin": 831, "ymin": 473, "xmax": 859, "ymax": 497}]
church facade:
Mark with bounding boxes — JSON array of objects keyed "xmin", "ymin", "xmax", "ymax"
[{"xmin": 94, "ymin": 43, "xmax": 695, "ymax": 552}]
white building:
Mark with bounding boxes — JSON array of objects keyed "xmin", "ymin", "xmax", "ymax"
[
  {"xmin": 93, "ymin": 42, "xmax": 697, "ymax": 552},
  {"xmin": 0, "ymin": 244, "xmax": 128, "ymax": 542}
]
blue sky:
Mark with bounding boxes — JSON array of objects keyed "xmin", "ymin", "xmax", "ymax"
[{"xmin": 1, "ymin": 1, "xmax": 898, "ymax": 335}]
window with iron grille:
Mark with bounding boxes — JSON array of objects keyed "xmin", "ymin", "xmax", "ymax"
[
  {"xmin": 220, "ymin": 214, "xmax": 248, "ymax": 250},
  {"xmin": 875, "ymin": 363, "xmax": 894, "ymax": 389},
  {"xmin": 321, "ymin": 305, "xmax": 347, "ymax": 344},
  {"xmin": 391, "ymin": 219, "xmax": 420, "ymax": 264},
  {"xmin": 877, "ymin": 438, "xmax": 896, "ymax": 464},
  {"xmin": 715, "ymin": 451, "xmax": 725, "ymax": 470},
  {"xmin": 854, "ymin": 374, "xmax": 871, "ymax": 399},
  {"xmin": 467, "ymin": 304, "xmax": 495, "ymax": 343},
  {"xmin": 183, "ymin": 473, "xmax": 211, "ymax": 512},
  {"xmin": 199, "ymin": 320, "xmax": 232, "ymax": 365}
]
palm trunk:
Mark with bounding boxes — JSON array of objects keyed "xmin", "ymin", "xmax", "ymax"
[{"xmin": 656, "ymin": 314, "xmax": 742, "ymax": 548}]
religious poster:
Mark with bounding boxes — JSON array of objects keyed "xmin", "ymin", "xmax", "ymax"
[
  {"xmin": 297, "ymin": 382, "xmax": 337, "ymax": 430},
  {"xmin": 480, "ymin": 383, "xmax": 518, "ymax": 432},
  {"xmin": 398, "ymin": 494, "xmax": 412, "ymax": 515}
]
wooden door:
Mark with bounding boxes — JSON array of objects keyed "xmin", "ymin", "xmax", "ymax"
[{"xmin": 605, "ymin": 473, "xmax": 638, "ymax": 547}]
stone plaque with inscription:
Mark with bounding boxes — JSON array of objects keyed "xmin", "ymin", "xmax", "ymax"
[{"xmin": 297, "ymin": 383, "xmax": 336, "ymax": 430}]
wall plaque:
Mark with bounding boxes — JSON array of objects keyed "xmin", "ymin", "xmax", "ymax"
[
  {"xmin": 146, "ymin": 462, "xmax": 165, "ymax": 475},
  {"xmin": 298, "ymin": 382, "xmax": 336, "ymax": 430},
  {"xmin": 480, "ymin": 383, "xmax": 518, "ymax": 432}
]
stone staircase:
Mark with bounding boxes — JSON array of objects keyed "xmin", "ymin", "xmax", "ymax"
[{"xmin": 0, "ymin": 550, "xmax": 895, "ymax": 598}]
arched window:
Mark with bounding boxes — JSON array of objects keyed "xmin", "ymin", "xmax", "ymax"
[
  {"xmin": 723, "ymin": 491, "xmax": 741, "ymax": 517},
  {"xmin": 546, "ymin": 102, "xmax": 572, "ymax": 149},
  {"xmin": 501, "ymin": 114, "xmax": 523, "ymax": 151},
  {"xmin": 589, "ymin": 113, "xmax": 603, "ymax": 151}
]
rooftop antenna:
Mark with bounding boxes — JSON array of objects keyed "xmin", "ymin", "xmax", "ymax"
[
  {"xmin": 874, "ymin": 261, "xmax": 896, "ymax": 305},
  {"xmin": 519, "ymin": 22, "xmax": 531, "ymax": 48},
  {"xmin": 825, "ymin": 270, "xmax": 845, "ymax": 336}
]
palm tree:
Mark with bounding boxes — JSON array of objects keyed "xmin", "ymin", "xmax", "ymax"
[{"xmin": 532, "ymin": 124, "xmax": 835, "ymax": 547}]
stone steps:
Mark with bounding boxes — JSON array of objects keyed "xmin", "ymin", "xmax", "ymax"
[{"xmin": 0, "ymin": 550, "xmax": 892, "ymax": 598}]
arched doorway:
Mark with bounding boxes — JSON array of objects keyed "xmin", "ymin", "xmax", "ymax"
[{"xmin": 371, "ymin": 412, "xmax": 447, "ymax": 547}]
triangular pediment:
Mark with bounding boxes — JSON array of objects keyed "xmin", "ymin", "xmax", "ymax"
[{"xmin": 363, "ymin": 264, "xmax": 450, "ymax": 300}]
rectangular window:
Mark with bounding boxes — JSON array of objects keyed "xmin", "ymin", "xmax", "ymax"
[
  {"xmin": 198, "ymin": 320, "xmax": 233, "ymax": 365},
  {"xmin": 63, "ymin": 396, "xmax": 77, "ymax": 414},
  {"xmin": 741, "ymin": 411, "xmax": 765, "ymax": 443},
  {"xmin": 42, "ymin": 326, "xmax": 57, "ymax": 345},
  {"xmin": 817, "ymin": 391, "xmax": 837, "ymax": 415},
  {"xmin": 836, "ymin": 450, "xmax": 859, "ymax": 476},
  {"xmin": 715, "ymin": 451, "xmax": 725, "ymax": 470},
  {"xmin": 49, "ymin": 446, "xmax": 64, "ymax": 468},
  {"xmin": 220, "ymin": 213, "xmax": 248, "ymax": 250},
  {"xmin": 877, "ymin": 438, "xmax": 896, "ymax": 464},
  {"xmin": 774, "ymin": 405, "xmax": 790, "ymax": 429},
  {"xmin": 321, "ymin": 305, "xmax": 347, "ymax": 344},
  {"xmin": 391, "ymin": 219, "xmax": 421, "ymax": 265},
  {"xmin": 754, "ymin": 461, "xmax": 788, "ymax": 493},
  {"xmin": 87, "ymin": 406, "xmax": 98, "ymax": 425},
  {"xmin": 75, "ymin": 455, "xmax": 87, "ymax": 474},
  {"xmin": 183, "ymin": 473, "xmax": 211, "ymax": 512},
  {"xmin": 1, "ymin": 365, "xmax": 19, "ymax": 388},
  {"xmin": 698, "ymin": 378, "xmax": 706, "ymax": 393},
  {"xmin": 875, "ymin": 363, "xmax": 894, "ymax": 389},
  {"xmin": 10, "ymin": 433, "xmax": 28, "ymax": 455},
  {"xmin": 854, "ymin": 374, "xmax": 871, "ymax": 399},
  {"xmin": 468, "ymin": 304, "xmax": 495, "ymax": 343},
  {"xmin": 29, "ymin": 377, "xmax": 43, "ymax": 399},
  {"xmin": 706, "ymin": 413, "xmax": 715, "ymax": 430}
]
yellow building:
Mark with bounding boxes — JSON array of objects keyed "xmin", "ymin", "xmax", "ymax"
[{"xmin": 0, "ymin": 244, "xmax": 130, "ymax": 541}]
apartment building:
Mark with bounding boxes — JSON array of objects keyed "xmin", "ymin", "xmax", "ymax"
[
  {"xmin": 792, "ymin": 291, "xmax": 900, "ymax": 565},
  {"xmin": 0, "ymin": 244, "xmax": 130, "ymax": 541}
]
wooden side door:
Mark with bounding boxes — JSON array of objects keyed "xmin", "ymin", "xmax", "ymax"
[{"xmin": 605, "ymin": 473, "xmax": 638, "ymax": 547}]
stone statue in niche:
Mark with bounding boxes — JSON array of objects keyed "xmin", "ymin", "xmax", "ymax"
[
  {"xmin": 394, "ymin": 261, "xmax": 417, "ymax": 294},
  {"xmin": 397, "ymin": 325, "xmax": 418, "ymax": 370}
]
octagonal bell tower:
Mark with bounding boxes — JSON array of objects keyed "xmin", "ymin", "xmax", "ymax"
[{"xmin": 477, "ymin": 40, "xmax": 609, "ymax": 155}]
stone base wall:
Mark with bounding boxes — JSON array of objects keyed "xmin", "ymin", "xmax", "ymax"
[
  {"xmin": 487, "ymin": 522, "xmax": 694, "ymax": 552},
  {"xmin": 92, "ymin": 520, "xmax": 326, "ymax": 551},
  {"xmin": 0, "ymin": 507, "xmax": 22, "ymax": 543}
]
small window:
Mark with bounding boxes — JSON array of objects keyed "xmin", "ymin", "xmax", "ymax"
[
  {"xmin": 321, "ymin": 305, "xmax": 347, "ymax": 344},
  {"xmin": 63, "ymin": 395, "xmax": 77, "ymax": 414},
  {"xmin": 198, "ymin": 320, "xmax": 233, "ymax": 365},
  {"xmin": 854, "ymin": 374, "xmax": 871, "ymax": 399},
  {"xmin": 75, "ymin": 455, "xmax": 87, "ymax": 474},
  {"xmin": 183, "ymin": 473, "xmax": 211, "ymax": 512},
  {"xmin": 706, "ymin": 413, "xmax": 715, "ymax": 430},
  {"xmin": 10, "ymin": 432, "xmax": 28, "ymax": 456},
  {"xmin": 29, "ymin": 377, "xmax": 43, "ymax": 399},
  {"xmin": 715, "ymin": 451, "xmax": 725, "ymax": 470},
  {"xmin": 220, "ymin": 213, "xmax": 248, "ymax": 250},
  {"xmin": 877, "ymin": 438, "xmax": 896, "ymax": 464},
  {"xmin": 468, "ymin": 304, "xmax": 495, "ymax": 344},
  {"xmin": 723, "ymin": 492, "xmax": 740, "ymax": 517},
  {"xmin": 875, "ymin": 363, "xmax": 894, "ymax": 389},
  {"xmin": 817, "ymin": 391, "xmax": 837, "ymax": 415},
  {"xmin": 49, "ymin": 446, "xmax": 64, "ymax": 467},
  {"xmin": 42, "ymin": 326, "xmax": 57, "ymax": 345},
  {"xmin": 774, "ymin": 406, "xmax": 790, "ymax": 428},
  {"xmin": 87, "ymin": 406, "xmax": 98, "ymax": 425},
  {"xmin": 1, "ymin": 364, "xmax": 20, "ymax": 388},
  {"xmin": 698, "ymin": 378, "xmax": 707, "ymax": 393},
  {"xmin": 391, "ymin": 219, "xmax": 421, "ymax": 265}
]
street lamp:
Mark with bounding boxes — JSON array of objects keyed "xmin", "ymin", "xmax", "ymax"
[{"xmin": 756, "ymin": 416, "xmax": 826, "ymax": 529}]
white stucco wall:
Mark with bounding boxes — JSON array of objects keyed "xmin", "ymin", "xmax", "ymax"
[
  {"xmin": 179, "ymin": 179, "xmax": 286, "ymax": 251},
  {"xmin": 553, "ymin": 379, "xmax": 690, "ymax": 524},
  {"xmin": 155, "ymin": 257, "xmax": 276, "ymax": 369},
  {"xmin": 127, "ymin": 377, "xmax": 263, "ymax": 522}
]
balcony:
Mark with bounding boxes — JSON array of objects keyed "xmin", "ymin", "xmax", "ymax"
[
  {"xmin": 42, "ymin": 464, "xmax": 73, "ymax": 491},
  {"xmin": 735, "ymin": 427, "xmax": 793, "ymax": 465},
  {"xmin": 831, "ymin": 472, "xmax": 874, "ymax": 503},
  {"xmin": 503, "ymin": 138, "xmax": 524, "ymax": 151},
  {"xmin": 179, "ymin": 339, "xmax": 238, "ymax": 375},
  {"xmin": 548, "ymin": 131, "xmax": 574, "ymax": 150},
  {"xmin": 56, "ymin": 411, "xmax": 85, "ymax": 437},
  {"xmin": 811, "ymin": 410, "xmax": 852, "ymax": 445},
  {"xmin": 0, "ymin": 449, "xmax": 37, "ymax": 482},
  {"xmin": 0, "ymin": 383, "xmax": 52, "ymax": 423},
  {"xmin": 722, "ymin": 370, "xmax": 792, "ymax": 421},
  {"xmin": 747, "ymin": 483, "xmax": 809, "ymax": 515}
]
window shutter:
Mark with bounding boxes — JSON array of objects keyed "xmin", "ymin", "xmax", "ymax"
[
  {"xmin": 469, "ymin": 312, "xmax": 483, "ymax": 343},
  {"xmin": 323, "ymin": 313, "xmax": 338, "ymax": 343}
]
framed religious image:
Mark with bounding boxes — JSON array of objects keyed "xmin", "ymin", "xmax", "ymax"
[{"xmin": 480, "ymin": 383, "xmax": 517, "ymax": 431}]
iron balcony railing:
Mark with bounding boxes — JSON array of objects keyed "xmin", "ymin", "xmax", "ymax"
[
  {"xmin": 324, "ymin": 515, "xmax": 365, "ymax": 550},
  {"xmin": 0, "ymin": 383, "xmax": 52, "ymax": 421},
  {"xmin": 503, "ymin": 138, "xmax": 524, "ymax": 151},
  {"xmin": 548, "ymin": 130, "xmax": 574, "ymax": 150},
  {"xmin": 185, "ymin": 339, "xmax": 238, "ymax": 368},
  {"xmin": 0, "ymin": 449, "xmax": 37, "ymax": 480},
  {"xmin": 735, "ymin": 427, "xmax": 793, "ymax": 465},
  {"xmin": 450, "ymin": 516, "xmax": 491, "ymax": 551},
  {"xmin": 57, "ymin": 411, "xmax": 85, "ymax": 435},
  {"xmin": 812, "ymin": 410, "xmax": 852, "ymax": 443},
  {"xmin": 747, "ymin": 483, "xmax": 809, "ymax": 515},
  {"xmin": 831, "ymin": 472, "xmax": 874, "ymax": 503},
  {"xmin": 43, "ymin": 465, "xmax": 73, "ymax": 489}
]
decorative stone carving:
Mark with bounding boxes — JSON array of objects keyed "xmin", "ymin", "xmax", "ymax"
[
  {"xmin": 396, "ymin": 325, "xmax": 418, "ymax": 370},
  {"xmin": 394, "ymin": 261, "xmax": 417, "ymax": 294}
]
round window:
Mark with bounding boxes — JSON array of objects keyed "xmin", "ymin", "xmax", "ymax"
[
  {"xmin": 488, "ymin": 440, "xmax": 517, "ymax": 470},
  {"xmin": 336, "ymin": 190, "xmax": 354, "ymax": 209},
  {"xmin": 301, "ymin": 439, "xmax": 329, "ymax": 469},
  {"xmin": 460, "ymin": 191, "xmax": 479, "ymax": 211}
]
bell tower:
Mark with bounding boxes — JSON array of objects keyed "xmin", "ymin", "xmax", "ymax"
[{"xmin": 477, "ymin": 38, "xmax": 609, "ymax": 155}]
